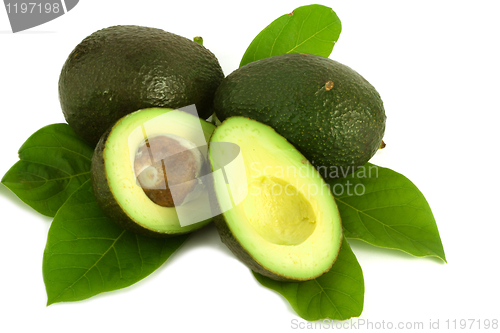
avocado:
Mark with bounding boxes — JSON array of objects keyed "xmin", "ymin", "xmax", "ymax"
[
  {"xmin": 209, "ymin": 117, "xmax": 343, "ymax": 281},
  {"xmin": 91, "ymin": 108, "xmax": 215, "ymax": 237},
  {"xmin": 214, "ymin": 53, "xmax": 386, "ymax": 179},
  {"xmin": 59, "ymin": 25, "xmax": 224, "ymax": 145}
]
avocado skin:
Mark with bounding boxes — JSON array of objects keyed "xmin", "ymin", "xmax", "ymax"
[
  {"xmin": 60, "ymin": 25, "xmax": 224, "ymax": 145},
  {"xmin": 214, "ymin": 53, "xmax": 386, "ymax": 178}
]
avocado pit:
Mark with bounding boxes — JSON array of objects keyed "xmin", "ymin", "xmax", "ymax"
[{"xmin": 134, "ymin": 135, "xmax": 203, "ymax": 207}]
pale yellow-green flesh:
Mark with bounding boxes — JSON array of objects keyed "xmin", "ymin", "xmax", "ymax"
[
  {"xmin": 210, "ymin": 117, "xmax": 342, "ymax": 280},
  {"xmin": 244, "ymin": 176, "xmax": 316, "ymax": 246},
  {"xmin": 104, "ymin": 108, "xmax": 214, "ymax": 234}
]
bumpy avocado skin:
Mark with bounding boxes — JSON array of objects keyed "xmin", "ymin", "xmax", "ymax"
[
  {"xmin": 214, "ymin": 53, "xmax": 386, "ymax": 178},
  {"xmin": 60, "ymin": 25, "xmax": 224, "ymax": 145}
]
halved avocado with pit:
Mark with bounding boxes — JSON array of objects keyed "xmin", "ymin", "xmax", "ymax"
[
  {"xmin": 91, "ymin": 108, "xmax": 215, "ymax": 237},
  {"xmin": 209, "ymin": 117, "xmax": 343, "ymax": 281}
]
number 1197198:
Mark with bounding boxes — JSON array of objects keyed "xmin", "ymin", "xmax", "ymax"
[{"xmin": 5, "ymin": 2, "xmax": 61, "ymax": 14}]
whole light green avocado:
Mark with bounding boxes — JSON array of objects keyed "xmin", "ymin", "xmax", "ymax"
[
  {"xmin": 59, "ymin": 25, "xmax": 224, "ymax": 145},
  {"xmin": 214, "ymin": 53, "xmax": 386, "ymax": 178}
]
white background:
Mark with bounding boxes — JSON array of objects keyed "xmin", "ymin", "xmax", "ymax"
[{"xmin": 1, "ymin": 1, "xmax": 499, "ymax": 332}]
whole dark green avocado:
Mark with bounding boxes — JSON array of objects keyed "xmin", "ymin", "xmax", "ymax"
[
  {"xmin": 214, "ymin": 53, "xmax": 386, "ymax": 178},
  {"xmin": 59, "ymin": 25, "xmax": 224, "ymax": 145}
]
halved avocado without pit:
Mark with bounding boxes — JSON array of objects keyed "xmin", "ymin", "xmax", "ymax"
[
  {"xmin": 91, "ymin": 108, "xmax": 215, "ymax": 237},
  {"xmin": 209, "ymin": 117, "xmax": 343, "ymax": 282}
]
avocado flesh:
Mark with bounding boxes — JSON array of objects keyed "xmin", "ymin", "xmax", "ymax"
[
  {"xmin": 214, "ymin": 53, "xmax": 386, "ymax": 178},
  {"xmin": 59, "ymin": 25, "xmax": 224, "ymax": 145},
  {"xmin": 209, "ymin": 117, "xmax": 343, "ymax": 281},
  {"xmin": 91, "ymin": 108, "xmax": 215, "ymax": 237}
]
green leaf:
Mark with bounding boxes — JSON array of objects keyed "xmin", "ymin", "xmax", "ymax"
[
  {"xmin": 328, "ymin": 163, "xmax": 446, "ymax": 262},
  {"xmin": 43, "ymin": 180, "xmax": 189, "ymax": 305},
  {"xmin": 1, "ymin": 123, "xmax": 94, "ymax": 217},
  {"xmin": 253, "ymin": 238, "xmax": 364, "ymax": 321},
  {"xmin": 240, "ymin": 4, "xmax": 341, "ymax": 67}
]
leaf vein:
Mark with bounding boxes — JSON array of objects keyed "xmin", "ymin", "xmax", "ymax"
[
  {"xmin": 48, "ymin": 229, "xmax": 127, "ymax": 304},
  {"xmin": 135, "ymin": 234, "xmax": 144, "ymax": 276},
  {"xmin": 322, "ymin": 287, "xmax": 362, "ymax": 308},
  {"xmin": 314, "ymin": 279, "xmax": 343, "ymax": 320},
  {"xmin": 287, "ymin": 21, "xmax": 337, "ymax": 53},
  {"xmin": 13, "ymin": 171, "xmax": 91, "ymax": 184},
  {"xmin": 337, "ymin": 197, "xmax": 437, "ymax": 254},
  {"xmin": 113, "ymin": 246, "xmax": 124, "ymax": 279},
  {"xmin": 21, "ymin": 145, "xmax": 92, "ymax": 161},
  {"xmin": 270, "ymin": 18, "xmax": 293, "ymax": 56}
]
